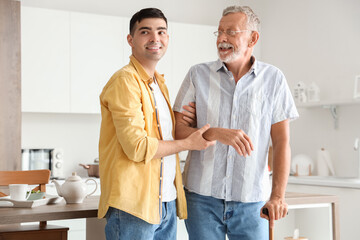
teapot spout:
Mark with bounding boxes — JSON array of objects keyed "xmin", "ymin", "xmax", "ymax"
[{"xmin": 51, "ymin": 179, "xmax": 62, "ymax": 196}]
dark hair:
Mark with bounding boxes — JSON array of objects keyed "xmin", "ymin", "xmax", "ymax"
[{"xmin": 129, "ymin": 8, "xmax": 167, "ymax": 36}]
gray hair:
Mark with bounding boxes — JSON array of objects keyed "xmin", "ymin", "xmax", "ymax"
[{"xmin": 223, "ymin": 6, "xmax": 260, "ymax": 32}]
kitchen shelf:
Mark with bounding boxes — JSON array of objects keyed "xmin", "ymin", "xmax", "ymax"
[
  {"xmin": 296, "ymin": 98, "xmax": 360, "ymax": 129},
  {"xmin": 296, "ymin": 98, "xmax": 360, "ymax": 108}
]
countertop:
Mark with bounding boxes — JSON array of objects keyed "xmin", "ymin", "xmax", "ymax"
[
  {"xmin": 288, "ymin": 175, "xmax": 360, "ymax": 189},
  {"xmin": 0, "ymin": 193, "xmax": 337, "ymax": 224},
  {"xmin": 0, "ymin": 196, "xmax": 99, "ymax": 224},
  {"xmin": 0, "ymin": 193, "xmax": 339, "ymax": 240}
]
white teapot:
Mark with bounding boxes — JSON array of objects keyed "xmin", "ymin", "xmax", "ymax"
[{"xmin": 52, "ymin": 172, "xmax": 97, "ymax": 203}]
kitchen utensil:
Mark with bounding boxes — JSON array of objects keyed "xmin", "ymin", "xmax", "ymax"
[
  {"xmin": 27, "ymin": 191, "xmax": 46, "ymax": 200},
  {"xmin": 52, "ymin": 172, "xmax": 97, "ymax": 203},
  {"xmin": 79, "ymin": 158, "xmax": 99, "ymax": 178},
  {"xmin": 0, "ymin": 194, "xmax": 63, "ymax": 208},
  {"xmin": 9, "ymin": 184, "xmax": 31, "ymax": 201},
  {"xmin": 307, "ymin": 82, "xmax": 320, "ymax": 102},
  {"xmin": 293, "ymin": 81, "xmax": 307, "ymax": 103},
  {"xmin": 317, "ymin": 148, "xmax": 335, "ymax": 176}
]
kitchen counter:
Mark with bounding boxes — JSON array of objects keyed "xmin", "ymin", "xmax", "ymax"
[
  {"xmin": 0, "ymin": 193, "xmax": 339, "ymax": 240},
  {"xmin": 288, "ymin": 175, "xmax": 360, "ymax": 189},
  {"xmin": 0, "ymin": 196, "xmax": 98, "ymax": 225}
]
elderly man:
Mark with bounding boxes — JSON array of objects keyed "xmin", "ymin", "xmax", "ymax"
[{"xmin": 174, "ymin": 5, "xmax": 299, "ymax": 240}]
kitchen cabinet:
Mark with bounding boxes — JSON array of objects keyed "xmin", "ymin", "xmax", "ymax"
[
  {"xmin": 70, "ymin": 12, "xmax": 126, "ymax": 113},
  {"xmin": 21, "ymin": 7, "xmax": 219, "ymax": 113},
  {"xmin": 21, "ymin": 7, "xmax": 71, "ymax": 113}
]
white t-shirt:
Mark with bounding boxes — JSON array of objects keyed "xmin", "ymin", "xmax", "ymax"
[{"xmin": 150, "ymin": 79, "xmax": 176, "ymax": 202}]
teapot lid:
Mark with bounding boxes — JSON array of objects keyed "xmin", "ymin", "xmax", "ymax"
[{"xmin": 66, "ymin": 172, "xmax": 82, "ymax": 181}]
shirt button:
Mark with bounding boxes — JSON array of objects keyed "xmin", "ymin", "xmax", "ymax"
[
  {"xmin": 160, "ymin": 177, "xmax": 162, "ymax": 180},
  {"xmin": 159, "ymin": 195, "xmax": 162, "ymax": 199},
  {"xmin": 157, "ymin": 124, "xmax": 160, "ymax": 127}
]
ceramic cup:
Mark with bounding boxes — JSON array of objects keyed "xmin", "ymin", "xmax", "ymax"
[{"xmin": 9, "ymin": 184, "xmax": 31, "ymax": 201}]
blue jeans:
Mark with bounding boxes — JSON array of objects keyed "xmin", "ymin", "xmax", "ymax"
[
  {"xmin": 185, "ymin": 190, "xmax": 268, "ymax": 240},
  {"xmin": 105, "ymin": 200, "xmax": 176, "ymax": 240}
]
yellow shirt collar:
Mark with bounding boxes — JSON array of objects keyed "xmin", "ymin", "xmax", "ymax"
[{"xmin": 129, "ymin": 55, "xmax": 165, "ymax": 84}]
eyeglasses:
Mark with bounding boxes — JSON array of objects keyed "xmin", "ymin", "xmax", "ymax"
[{"xmin": 213, "ymin": 30, "xmax": 251, "ymax": 37}]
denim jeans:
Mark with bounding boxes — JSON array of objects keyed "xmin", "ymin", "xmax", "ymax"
[
  {"xmin": 185, "ymin": 190, "xmax": 268, "ymax": 240},
  {"xmin": 105, "ymin": 200, "xmax": 176, "ymax": 240}
]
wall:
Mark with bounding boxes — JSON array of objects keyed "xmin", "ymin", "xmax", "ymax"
[
  {"xmin": 22, "ymin": 113, "xmax": 101, "ymax": 178},
  {"xmin": 20, "ymin": 1, "xmax": 360, "ymax": 178},
  {"xmin": 259, "ymin": 0, "xmax": 360, "ymax": 177}
]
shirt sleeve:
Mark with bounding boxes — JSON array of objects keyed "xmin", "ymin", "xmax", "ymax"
[
  {"xmin": 173, "ymin": 67, "xmax": 196, "ymax": 112},
  {"xmin": 271, "ymin": 70, "xmax": 299, "ymax": 125},
  {"xmin": 102, "ymin": 72, "xmax": 158, "ymax": 163}
]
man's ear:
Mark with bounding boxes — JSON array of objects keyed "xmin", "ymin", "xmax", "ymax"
[
  {"xmin": 127, "ymin": 34, "xmax": 133, "ymax": 48},
  {"xmin": 248, "ymin": 31, "xmax": 259, "ymax": 48}
]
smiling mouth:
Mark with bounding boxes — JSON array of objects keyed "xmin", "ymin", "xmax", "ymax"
[
  {"xmin": 146, "ymin": 45, "xmax": 162, "ymax": 51},
  {"xmin": 218, "ymin": 43, "xmax": 234, "ymax": 54},
  {"xmin": 219, "ymin": 46, "xmax": 233, "ymax": 50},
  {"xmin": 218, "ymin": 47, "xmax": 233, "ymax": 55}
]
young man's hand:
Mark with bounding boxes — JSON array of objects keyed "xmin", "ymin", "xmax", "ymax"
[{"xmin": 185, "ymin": 124, "xmax": 216, "ymax": 150}]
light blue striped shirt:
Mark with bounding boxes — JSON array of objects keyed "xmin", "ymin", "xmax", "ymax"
[{"xmin": 173, "ymin": 58, "xmax": 299, "ymax": 202}]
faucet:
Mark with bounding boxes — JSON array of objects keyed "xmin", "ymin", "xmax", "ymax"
[{"xmin": 355, "ymin": 138, "xmax": 360, "ymax": 178}]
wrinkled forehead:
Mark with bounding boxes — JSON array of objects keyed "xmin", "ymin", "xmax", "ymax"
[{"xmin": 218, "ymin": 12, "xmax": 248, "ymax": 30}]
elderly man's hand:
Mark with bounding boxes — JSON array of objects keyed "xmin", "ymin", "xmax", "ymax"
[{"xmin": 260, "ymin": 197, "xmax": 288, "ymax": 228}]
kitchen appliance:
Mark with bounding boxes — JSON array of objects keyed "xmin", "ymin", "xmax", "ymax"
[{"xmin": 21, "ymin": 148, "xmax": 64, "ymax": 179}]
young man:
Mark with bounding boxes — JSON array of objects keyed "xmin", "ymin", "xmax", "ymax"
[
  {"xmin": 174, "ymin": 6, "xmax": 299, "ymax": 240},
  {"xmin": 98, "ymin": 8, "xmax": 214, "ymax": 240}
]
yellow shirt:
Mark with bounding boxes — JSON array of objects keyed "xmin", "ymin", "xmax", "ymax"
[{"xmin": 98, "ymin": 55, "xmax": 187, "ymax": 224}]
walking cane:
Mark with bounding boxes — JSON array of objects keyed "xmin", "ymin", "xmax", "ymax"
[{"xmin": 262, "ymin": 208, "xmax": 274, "ymax": 240}]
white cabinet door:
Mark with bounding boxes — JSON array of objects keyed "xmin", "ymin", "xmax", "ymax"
[
  {"xmin": 70, "ymin": 12, "xmax": 125, "ymax": 113},
  {"xmin": 21, "ymin": 7, "xmax": 70, "ymax": 112},
  {"xmin": 170, "ymin": 23, "xmax": 218, "ymax": 101}
]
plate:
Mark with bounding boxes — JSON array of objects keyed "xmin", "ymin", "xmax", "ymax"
[
  {"xmin": 291, "ymin": 154, "xmax": 314, "ymax": 176},
  {"xmin": 0, "ymin": 194, "xmax": 63, "ymax": 208}
]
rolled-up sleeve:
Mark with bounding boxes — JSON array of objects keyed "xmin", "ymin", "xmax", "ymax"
[{"xmin": 102, "ymin": 72, "xmax": 158, "ymax": 163}]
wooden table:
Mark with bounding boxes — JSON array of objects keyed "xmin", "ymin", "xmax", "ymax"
[
  {"xmin": 285, "ymin": 192, "xmax": 339, "ymax": 240},
  {"xmin": 0, "ymin": 193, "xmax": 339, "ymax": 240},
  {"xmin": 0, "ymin": 196, "xmax": 98, "ymax": 225}
]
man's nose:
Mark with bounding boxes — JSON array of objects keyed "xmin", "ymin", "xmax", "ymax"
[
  {"xmin": 149, "ymin": 32, "xmax": 160, "ymax": 42},
  {"xmin": 217, "ymin": 33, "xmax": 228, "ymax": 42}
]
